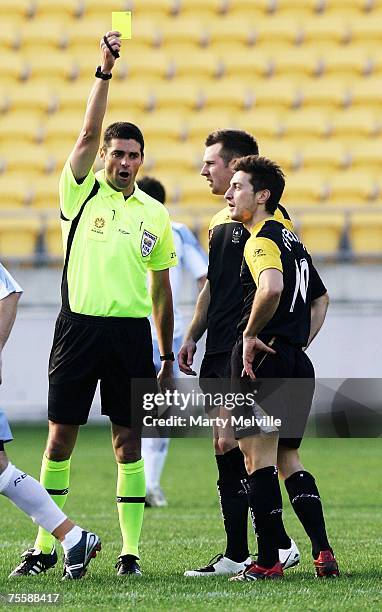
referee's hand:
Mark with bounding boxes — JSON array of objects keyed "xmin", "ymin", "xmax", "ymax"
[
  {"xmin": 100, "ymin": 31, "xmax": 121, "ymax": 72},
  {"xmin": 178, "ymin": 340, "xmax": 197, "ymax": 376}
]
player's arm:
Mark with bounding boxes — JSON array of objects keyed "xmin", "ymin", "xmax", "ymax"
[
  {"xmin": 150, "ymin": 269, "xmax": 174, "ymax": 385},
  {"xmin": 0, "ymin": 292, "xmax": 21, "ymax": 384},
  {"xmin": 305, "ymin": 292, "xmax": 329, "ymax": 350},
  {"xmin": 178, "ymin": 279, "xmax": 210, "ymax": 375},
  {"xmin": 69, "ymin": 31, "xmax": 121, "ymax": 181},
  {"xmin": 242, "ymin": 268, "xmax": 281, "ymax": 379}
]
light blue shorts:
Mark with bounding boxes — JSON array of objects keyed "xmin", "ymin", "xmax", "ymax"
[{"xmin": 0, "ymin": 410, "xmax": 13, "ymax": 443}]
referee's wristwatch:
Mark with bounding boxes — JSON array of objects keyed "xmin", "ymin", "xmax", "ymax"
[{"xmin": 160, "ymin": 352, "xmax": 175, "ymax": 362}]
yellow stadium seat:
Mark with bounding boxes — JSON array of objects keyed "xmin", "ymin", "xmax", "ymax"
[
  {"xmin": 175, "ymin": 0, "xmax": 227, "ymax": 17},
  {"xmin": 0, "ymin": 21, "xmax": 20, "ymax": 51},
  {"xmin": 302, "ymin": 16, "xmax": 351, "ymax": 45},
  {"xmin": 27, "ymin": 54, "xmax": 77, "ymax": 84},
  {"xmin": 253, "ymin": 80, "xmax": 299, "ymax": 110},
  {"xmin": 323, "ymin": 0, "xmax": 372, "ymax": 12},
  {"xmin": 17, "ymin": 21, "xmax": 67, "ymax": 53},
  {"xmin": 268, "ymin": 48, "xmax": 321, "ymax": 79},
  {"xmin": 252, "ymin": 18, "xmax": 303, "ymax": 47},
  {"xmin": 0, "ymin": 178, "xmax": 30, "ymax": 207},
  {"xmin": 159, "ymin": 18, "xmax": 209, "ymax": 47},
  {"xmin": 175, "ymin": 175, "xmax": 219, "ymax": 207},
  {"xmin": 226, "ymin": 0, "xmax": 275, "ymax": 16},
  {"xmin": 258, "ymin": 140, "xmax": 301, "ymax": 171},
  {"xmin": 41, "ymin": 112, "xmax": 83, "ymax": 151},
  {"xmin": 64, "ymin": 19, "xmax": 120, "ymax": 53},
  {"xmin": 0, "ymin": 217, "xmax": 40, "ymax": 259},
  {"xmin": 299, "ymin": 79, "xmax": 348, "ymax": 109},
  {"xmin": 235, "ymin": 110, "xmax": 284, "ymax": 140},
  {"xmin": 327, "ymin": 172, "xmax": 380, "ymax": 205},
  {"xmin": 54, "ymin": 81, "xmax": 150, "ymax": 114},
  {"xmin": 350, "ymin": 15, "xmax": 382, "ymax": 44},
  {"xmin": 330, "ymin": 110, "xmax": 381, "ymax": 139},
  {"xmin": 347, "ymin": 142, "xmax": 382, "ymax": 172},
  {"xmin": 351, "ymin": 78, "xmax": 382, "ymax": 108},
  {"xmin": 29, "ymin": 175, "xmax": 60, "ymax": 208},
  {"xmin": 0, "ymin": 147, "xmax": 54, "ymax": 177},
  {"xmin": 222, "ymin": 52, "xmax": 272, "ymax": 79},
  {"xmin": 299, "ymin": 141, "xmax": 350, "ymax": 171},
  {"xmin": 6, "ymin": 83, "xmax": 57, "ymax": 115},
  {"xmin": 140, "ymin": 112, "xmax": 187, "ymax": 144},
  {"xmin": 281, "ymin": 110, "xmax": 331, "ymax": 139},
  {"xmin": 349, "ymin": 212, "xmax": 382, "ymax": 255},
  {"xmin": 0, "ymin": 114, "xmax": 41, "ymax": 146},
  {"xmin": 146, "ymin": 143, "xmax": 202, "ymax": 176},
  {"xmin": 124, "ymin": 53, "xmax": 172, "ymax": 81},
  {"xmin": 283, "ymin": 172, "xmax": 329, "ymax": 206},
  {"xmin": 2, "ymin": 53, "xmax": 28, "ymax": 83},
  {"xmin": 173, "ymin": 52, "xmax": 222, "ymax": 80},
  {"xmin": 297, "ymin": 213, "xmax": 344, "ymax": 256},
  {"xmin": 320, "ymin": 46, "xmax": 373, "ymax": 78},
  {"xmin": 0, "ymin": 0, "xmax": 33, "ymax": 22},
  {"xmin": 152, "ymin": 81, "xmax": 203, "ymax": 111},
  {"xmin": 33, "ymin": 0, "xmax": 82, "ymax": 21},
  {"xmin": 184, "ymin": 110, "xmax": 238, "ymax": 144},
  {"xmin": 202, "ymin": 80, "xmax": 254, "ymax": 112},
  {"xmin": 45, "ymin": 218, "xmax": 64, "ymax": 259},
  {"xmin": 208, "ymin": 18, "xmax": 257, "ymax": 46}
]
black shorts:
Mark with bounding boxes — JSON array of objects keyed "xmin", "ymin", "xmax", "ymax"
[
  {"xmin": 231, "ymin": 337, "xmax": 315, "ymax": 448},
  {"xmin": 199, "ymin": 351, "xmax": 231, "ymax": 412},
  {"xmin": 48, "ymin": 309, "xmax": 157, "ymax": 427}
]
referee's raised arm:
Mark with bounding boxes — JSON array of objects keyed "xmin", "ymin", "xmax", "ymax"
[{"xmin": 69, "ymin": 31, "xmax": 121, "ymax": 182}]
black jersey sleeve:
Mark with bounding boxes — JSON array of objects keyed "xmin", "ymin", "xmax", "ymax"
[{"xmin": 310, "ymin": 264, "xmax": 327, "ymax": 300}]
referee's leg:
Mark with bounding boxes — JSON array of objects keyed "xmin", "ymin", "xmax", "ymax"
[
  {"xmin": 34, "ymin": 421, "xmax": 79, "ymax": 554},
  {"xmin": 111, "ymin": 423, "xmax": 145, "ymax": 566}
]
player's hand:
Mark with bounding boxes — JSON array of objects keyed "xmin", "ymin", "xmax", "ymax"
[
  {"xmin": 157, "ymin": 361, "xmax": 175, "ymax": 393},
  {"xmin": 100, "ymin": 31, "xmax": 121, "ymax": 72},
  {"xmin": 241, "ymin": 335, "xmax": 276, "ymax": 380},
  {"xmin": 0, "ymin": 350, "xmax": 2, "ymax": 385},
  {"xmin": 178, "ymin": 340, "xmax": 197, "ymax": 376}
]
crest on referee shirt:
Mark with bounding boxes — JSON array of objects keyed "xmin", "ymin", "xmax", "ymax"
[{"xmin": 141, "ymin": 229, "xmax": 157, "ymax": 256}]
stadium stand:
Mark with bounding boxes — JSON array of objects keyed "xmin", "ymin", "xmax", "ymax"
[
  {"xmin": 0, "ymin": 217, "xmax": 40, "ymax": 259},
  {"xmin": 297, "ymin": 213, "xmax": 345, "ymax": 257},
  {"xmin": 0, "ymin": 0, "xmax": 381, "ymax": 262}
]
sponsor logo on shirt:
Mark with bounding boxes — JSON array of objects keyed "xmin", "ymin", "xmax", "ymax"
[
  {"xmin": 232, "ymin": 226, "xmax": 243, "ymax": 244},
  {"xmin": 94, "ymin": 217, "xmax": 105, "ymax": 229},
  {"xmin": 141, "ymin": 229, "xmax": 158, "ymax": 256}
]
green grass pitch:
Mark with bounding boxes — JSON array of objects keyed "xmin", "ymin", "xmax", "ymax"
[{"xmin": 0, "ymin": 427, "xmax": 381, "ymax": 611}]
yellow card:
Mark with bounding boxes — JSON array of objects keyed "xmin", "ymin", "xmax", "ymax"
[{"xmin": 112, "ymin": 11, "xmax": 132, "ymax": 39}]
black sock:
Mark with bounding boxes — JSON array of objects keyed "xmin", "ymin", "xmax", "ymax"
[
  {"xmin": 285, "ymin": 470, "xmax": 331, "ymax": 559},
  {"xmin": 216, "ymin": 448, "xmax": 249, "ymax": 562},
  {"xmin": 248, "ymin": 466, "xmax": 286, "ymax": 568}
]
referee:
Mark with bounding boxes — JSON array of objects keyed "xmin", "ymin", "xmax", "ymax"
[
  {"xmin": 225, "ymin": 155, "xmax": 339, "ymax": 581},
  {"xmin": 11, "ymin": 31, "xmax": 177, "ymax": 578}
]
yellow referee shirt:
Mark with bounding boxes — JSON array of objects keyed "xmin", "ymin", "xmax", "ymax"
[{"xmin": 59, "ymin": 160, "xmax": 177, "ymax": 318}]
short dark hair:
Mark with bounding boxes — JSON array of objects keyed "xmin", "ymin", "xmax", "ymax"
[
  {"xmin": 137, "ymin": 176, "xmax": 166, "ymax": 204},
  {"xmin": 205, "ymin": 129, "xmax": 259, "ymax": 165},
  {"xmin": 103, "ymin": 122, "xmax": 145, "ymax": 155},
  {"xmin": 232, "ymin": 155, "xmax": 285, "ymax": 214}
]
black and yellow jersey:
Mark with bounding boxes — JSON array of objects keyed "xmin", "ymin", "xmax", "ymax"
[
  {"xmin": 238, "ymin": 218, "xmax": 327, "ymax": 346},
  {"xmin": 206, "ymin": 203, "xmax": 293, "ymax": 354}
]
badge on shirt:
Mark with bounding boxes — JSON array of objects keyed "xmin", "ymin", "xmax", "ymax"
[{"xmin": 141, "ymin": 229, "xmax": 157, "ymax": 256}]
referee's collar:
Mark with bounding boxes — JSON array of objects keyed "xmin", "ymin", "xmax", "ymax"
[{"xmin": 94, "ymin": 169, "xmax": 145, "ymax": 204}]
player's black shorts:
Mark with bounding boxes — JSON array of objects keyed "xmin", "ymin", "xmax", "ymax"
[
  {"xmin": 199, "ymin": 351, "xmax": 231, "ymax": 411},
  {"xmin": 48, "ymin": 309, "xmax": 157, "ymax": 427},
  {"xmin": 231, "ymin": 336, "xmax": 315, "ymax": 448}
]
